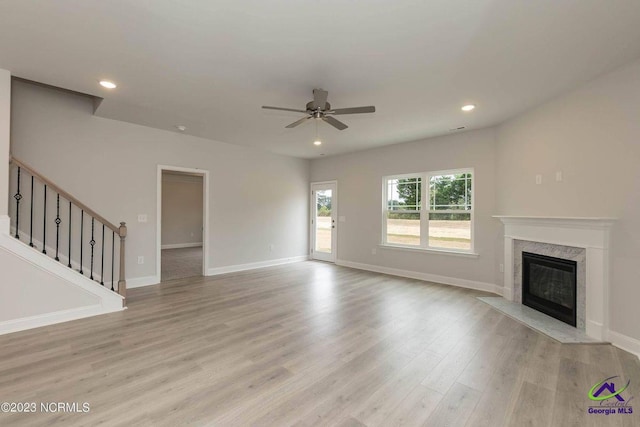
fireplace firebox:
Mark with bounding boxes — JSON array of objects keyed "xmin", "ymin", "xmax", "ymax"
[{"xmin": 522, "ymin": 252, "xmax": 577, "ymax": 327}]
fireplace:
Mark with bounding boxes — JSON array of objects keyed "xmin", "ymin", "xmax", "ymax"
[
  {"xmin": 522, "ymin": 252, "xmax": 577, "ymax": 327},
  {"xmin": 495, "ymin": 216, "xmax": 614, "ymax": 340}
]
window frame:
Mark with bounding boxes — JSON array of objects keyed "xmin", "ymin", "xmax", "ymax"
[
  {"xmin": 382, "ymin": 168, "xmax": 474, "ymax": 254},
  {"xmin": 382, "ymin": 173, "xmax": 424, "ymax": 248}
]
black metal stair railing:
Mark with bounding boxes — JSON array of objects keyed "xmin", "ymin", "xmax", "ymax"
[{"xmin": 8, "ymin": 157, "xmax": 127, "ymax": 304}]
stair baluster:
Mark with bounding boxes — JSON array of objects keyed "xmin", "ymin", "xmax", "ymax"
[
  {"xmin": 13, "ymin": 166, "xmax": 21, "ymax": 239},
  {"xmin": 42, "ymin": 184, "xmax": 47, "ymax": 254},
  {"xmin": 90, "ymin": 217, "xmax": 95, "ymax": 280},
  {"xmin": 68, "ymin": 202, "xmax": 72, "ymax": 268},
  {"xmin": 55, "ymin": 193, "xmax": 61, "ymax": 261},
  {"xmin": 29, "ymin": 175, "xmax": 34, "ymax": 247}
]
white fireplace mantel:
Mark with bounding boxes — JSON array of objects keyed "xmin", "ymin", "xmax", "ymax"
[{"xmin": 494, "ymin": 215, "xmax": 615, "ymax": 341}]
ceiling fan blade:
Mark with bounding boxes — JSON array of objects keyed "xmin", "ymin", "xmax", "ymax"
[
  {"xmin": 262, "ymin": 106, "xmax": 308, "ymax": 113},
  {"xmin": 329, "ymin": 106, "xmax": 376, "ymax": 115},
  {"xmin": 322, "ymin": 116, "xmax": 348, "ymax": 130},
  {"xmin": 312, "ymin": 89, "xmax": 328, "ymax": 110},
  {"xmin": 285, "ymin": 116, "xmax": 312, "ymax": 128}
]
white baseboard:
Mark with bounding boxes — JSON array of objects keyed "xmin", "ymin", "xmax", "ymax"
[
  {"xmin": 127, "ymin": 275, "xmax": 161, "ymax": 289},
  {"xmin": 127, "ymin": 255, "xmax": 308, "ymax": 287},
  {"xmin": 207, "ymin": 255, "xmax": 309, "ymax": 276},
  {"xmin": 336, "ymin": 259, "xmax": 502, "ymax": 295},
  {"xmin": 607, "ymin": 330, "xmax": 640, "ymax": 360},
  {"xmin": 161, "ymin": 243, "xmax": 202, "ymax": 250},
  {"xmin": 0, "ymin": 304, "xmax": 124, "ymax": 336}
]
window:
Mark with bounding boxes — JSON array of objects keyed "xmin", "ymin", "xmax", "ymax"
[
  {"xmin": 383, "ymin": 169, "xmax": 473, "ymax": 253},
  {"xmin": 385, "ymin": 176, "xmax": 422, "ymax": 246}
]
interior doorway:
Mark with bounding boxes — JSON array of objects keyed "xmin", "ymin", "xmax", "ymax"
[
  {"xmin": 157, "ymin": 166, "xmax": 209, "ymax": 281},
  {"xmin": 310, "ymin": 181, "xmax": 337, "ymax": 262}
]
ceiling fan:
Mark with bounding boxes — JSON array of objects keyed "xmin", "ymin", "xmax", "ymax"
[{"xmin": 262, "ymin": 88, "xmax": 375, "ymax": 130}]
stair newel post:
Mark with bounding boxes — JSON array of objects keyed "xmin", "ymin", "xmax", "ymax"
[{"xmin": 118, "ymin": 222, "xmax": 127, "ymax": 303}]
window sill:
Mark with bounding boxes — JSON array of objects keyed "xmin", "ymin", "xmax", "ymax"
[{"xmin": 378, "ymin": 244, "xmax": 479, "ymax": 258}]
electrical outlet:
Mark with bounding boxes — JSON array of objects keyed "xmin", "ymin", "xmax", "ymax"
[
  {"xmin": 269, "ymin": 244, "xmax": 275, "ymax": 251},
  {"xmin": 371, "ymin": 248, "xmax": 377, "ymax": 255},
  {"xmin": 339, "ymin": 216, "xmax": 346, "ymax": 223},
  {"xmin": 499, "ymin": 263, "xmax": 504, "ymax": 273},
  {"xmin": 535, "ymin": 175, "xmax": 542, "ymax": 185},
  {"xmin": 555, "ymin": 171, "xmax": 563, "ymax": 182},
  {"xmin": 137, "ymin": 256, "xmax": 144, "ymax": 265}
]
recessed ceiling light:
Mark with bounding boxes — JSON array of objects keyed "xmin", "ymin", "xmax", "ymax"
[
  {"xmin": 99, "ymin": 80, "xmax": 117, "ymax": 89},
  {"xmin": 313, "ymin": 140, "xmax": 322, "ymax": 146},
  {"xmin": 175, "ymin": 125, "xmax": 187, "ymax": 132},
  {"xmin": 461, "ymin": 104, "xmax": 476, "ymax": 112}
]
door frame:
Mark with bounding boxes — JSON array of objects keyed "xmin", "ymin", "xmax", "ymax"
[
  {"xmin": 156, "ymin": 164, "xmax": 210, "ymax": 281},
  {"xmin": 310, "ymin": 180, "xmax": 338, "ymax": 262}
]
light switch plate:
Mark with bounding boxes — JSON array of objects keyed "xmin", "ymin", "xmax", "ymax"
[
  {"xmin": 138, "ymin": 214, "xmax": 148, "ymax": 223},
  {"xmin": 339, "ymin": 216, "xmax": 346, "ymax": 222}
]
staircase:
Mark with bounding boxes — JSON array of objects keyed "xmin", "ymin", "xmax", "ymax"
[{"xmin": 7, "ymin": 156, "xmax": 127, "ymax": 304}]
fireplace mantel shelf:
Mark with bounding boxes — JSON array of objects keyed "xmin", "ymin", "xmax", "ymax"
[{"xmin": 493, "ymin": 216, "xmax": 616, "ymax": 229}]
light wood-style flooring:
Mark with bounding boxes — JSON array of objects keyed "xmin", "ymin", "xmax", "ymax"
[{"xmin": 0, "ymin": 261, "xmax": 638, "ymax": 426}]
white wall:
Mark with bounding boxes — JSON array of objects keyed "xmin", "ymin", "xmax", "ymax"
[
  {"xmin": 0, "ymin": 245, "xmax": 99, "ymax": 321},
  {"xmin": 161, "ymin": 172, "xmax": 203, "ymax": 247},
  {"xmin": 310, "ymin": 128, "xmax": 499, "ymax": 290},
  {"xmin": 10, "ymin": 80, "xmax": 310, "ymax": 283},
  {"xmin": 496, "ymin": 58, "xmax": 640, "ymax": 342},
  {"xmin": 0, "ymin": 69, "xmax": 10, "ymax": 223}
]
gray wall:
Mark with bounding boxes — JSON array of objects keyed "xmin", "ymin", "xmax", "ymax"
[
  {"xmin": 310, "ymin": 128, "xmax": 499, "ymax": 287},
  {"xmin": 10, "ymin": 80, "xmax": 310, "ymax": 281},
  {"xmin": 161, "ymin": 173, "xmax": 203, "ymax": 248},
  {"xmin": 495, "ymin": 58, "xmax": 640, "ymax": 341}
]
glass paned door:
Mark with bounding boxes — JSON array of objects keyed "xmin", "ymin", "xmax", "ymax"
[{"xmin": 311, "ymin": 182, "xmax": 337, "ymax": 262}]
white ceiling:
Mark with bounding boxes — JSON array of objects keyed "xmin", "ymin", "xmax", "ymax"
[{"xmin": 2, "ymin": 1, "xmax": 640, "ymax": 158}]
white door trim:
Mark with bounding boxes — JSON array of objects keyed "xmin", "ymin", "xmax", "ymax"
[
  {"xmin": 156, "ymin": 165, "xmax": 210, "ymax": 282},
  {"xmin": 310, "ymin": 181, "xmax": 337, "ymax": 263}
]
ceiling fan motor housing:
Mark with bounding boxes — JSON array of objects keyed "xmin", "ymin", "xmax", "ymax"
[{"xmin": 306, "ymin": 101, "xmax": 330, "ymax": 112}]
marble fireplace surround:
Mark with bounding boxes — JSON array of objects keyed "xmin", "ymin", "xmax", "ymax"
[{"xmin": 494, "ymin": 216, "xmax": 615, "ymax": 341}]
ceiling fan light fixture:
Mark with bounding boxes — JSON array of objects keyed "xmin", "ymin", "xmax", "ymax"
[
  {"xmin": 461, "ymin": 104, "xmax": 476, "ymax": 112},
  {"xmin": 99, "ymin": 80, "xmax": 117, "ymax": 89}
]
